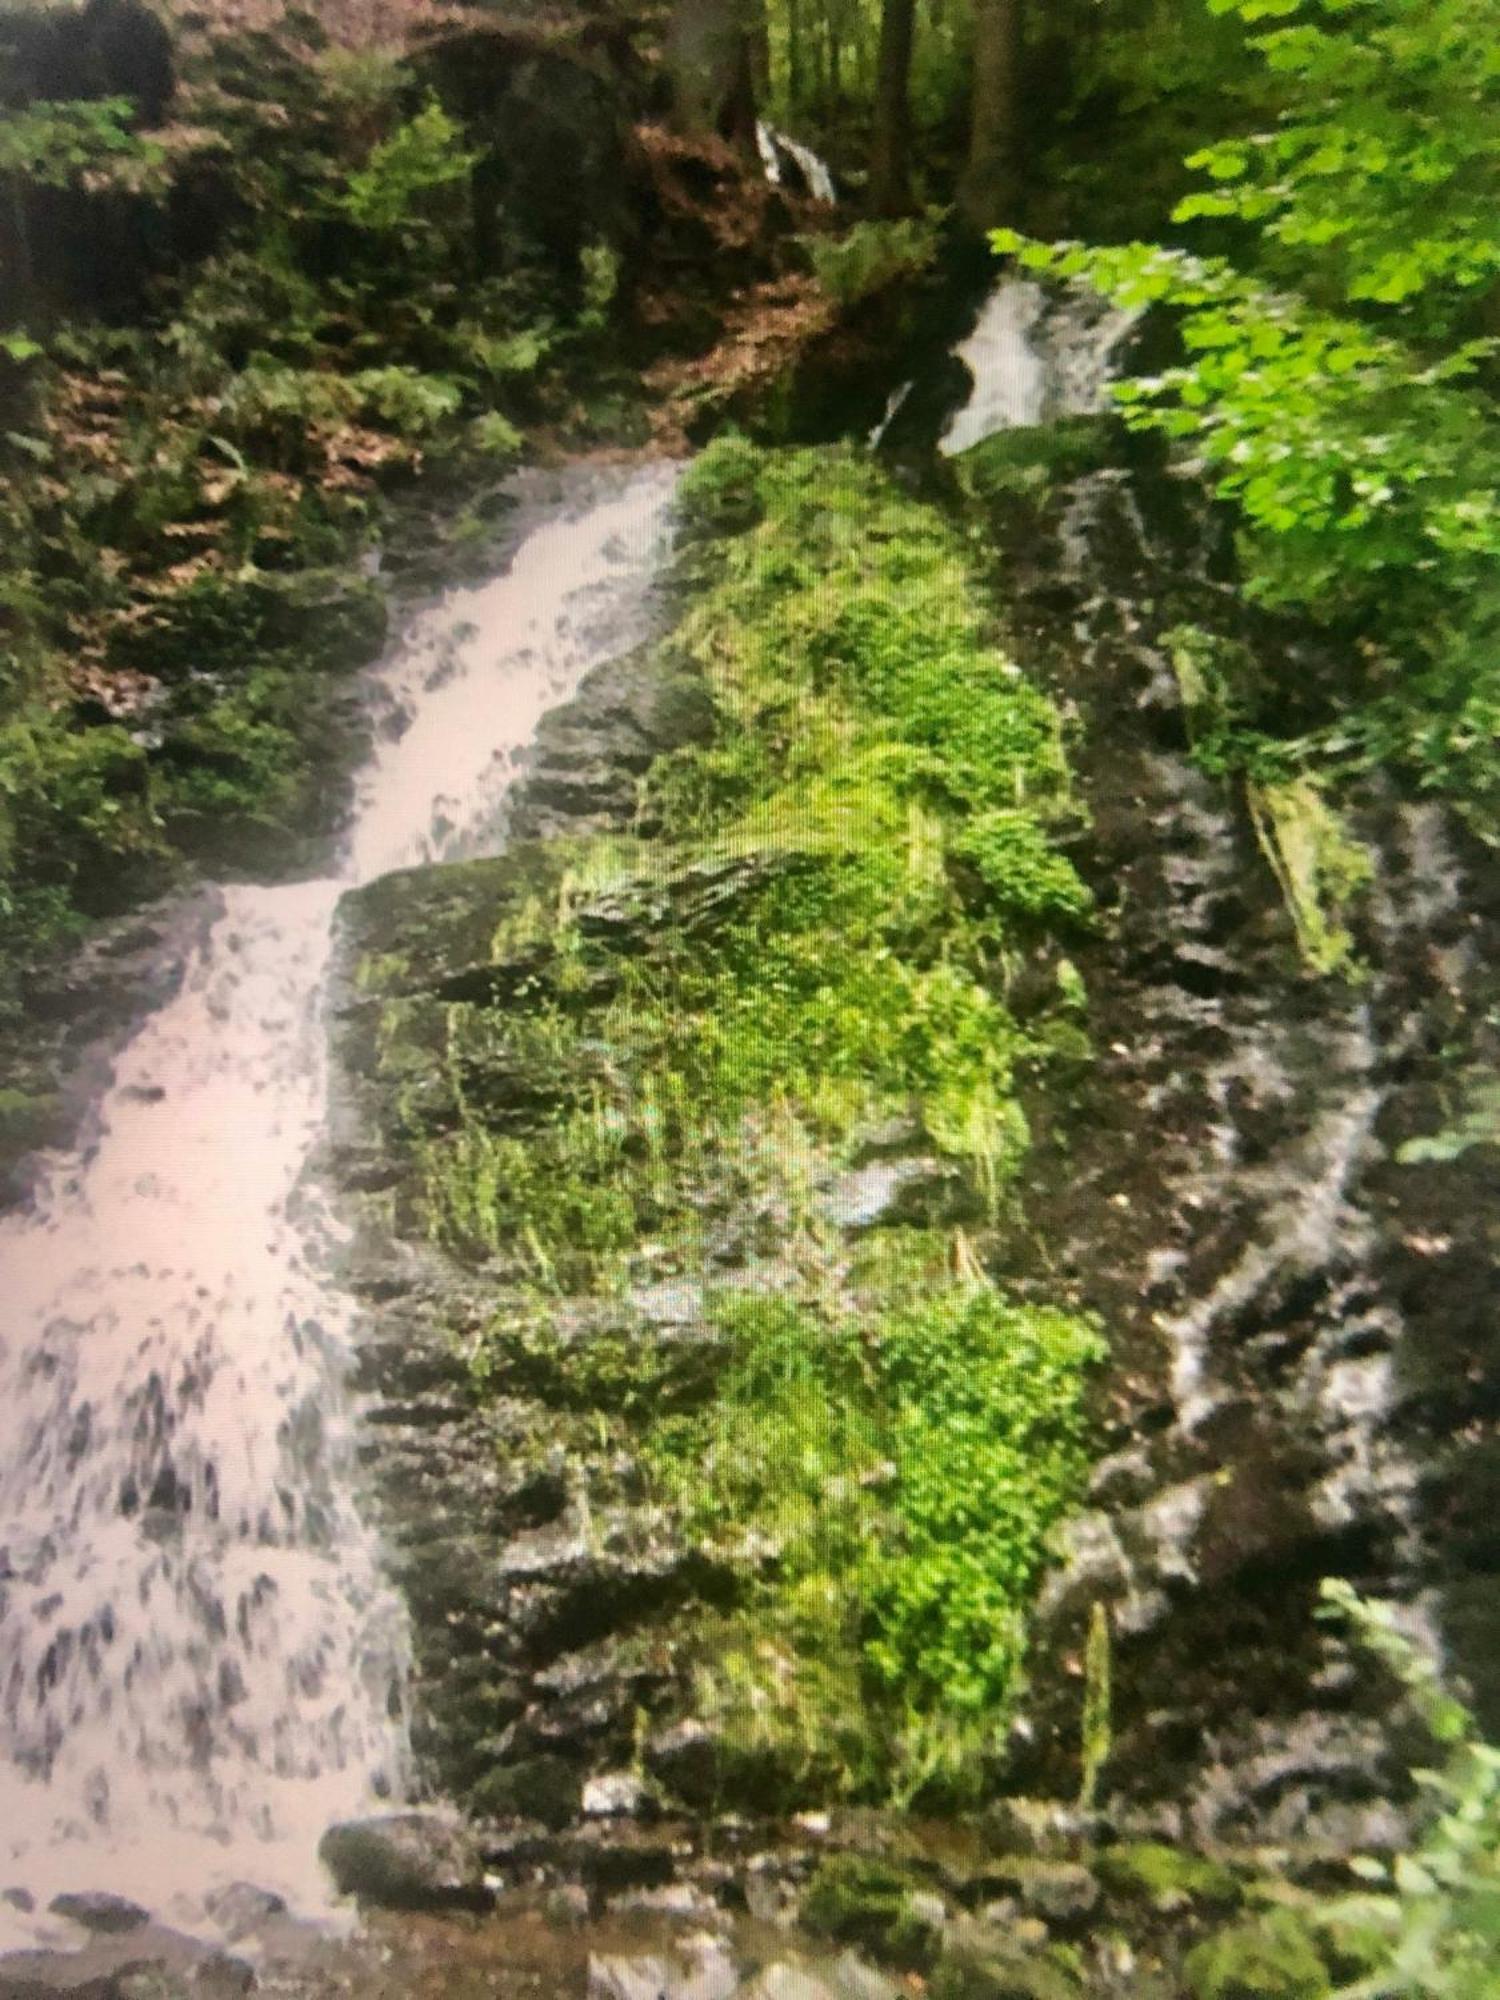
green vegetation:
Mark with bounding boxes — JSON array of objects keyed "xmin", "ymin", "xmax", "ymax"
[
  {"xmin": 0, "ymin": 17, "xmax": 636, "ymax": 1048},
  {"xmin": 366, "ymin": 441, "xmax": 1102, "ymax": 1802},
  {"xmin": 1304, "ymin": 1582, "xmax": 1500, "ymax": 2000},
  {"xmin": 993, "ymin": 0, "xmax": 1500, "ymax": 833}
]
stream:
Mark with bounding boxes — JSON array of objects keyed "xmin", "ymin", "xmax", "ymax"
[{"xmin": 0, "ymin": 463, "xmax": 678, "ymax": 1947}]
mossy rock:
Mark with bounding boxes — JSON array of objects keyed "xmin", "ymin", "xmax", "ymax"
[
  {"xmin": 955, "ymin": 417, "xmax": 1117, "ymax": 504},
  {"xmin": 466, "ymin": 1752, "xmax": 582, "ymax": 1830},
  {"xmin": 1184, "ymin": 1911, "xmax": 1331, "ymax": 2000},
  {"xmin": 801, "ymin": 1856, "xmax": 944, "ymax": 1971},
  {"xmin": 930, "ymin": 1939, "xmax": 1083, "ymax": 2000},
  {"xmin": 1095, "ymin": 1842, "xmax": 1242, "ymax": 1914}
]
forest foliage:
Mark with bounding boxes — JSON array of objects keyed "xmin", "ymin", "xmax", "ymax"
[{"xmin": 997, "ymin": 0, "xmax": 1500, "ymax": 826}]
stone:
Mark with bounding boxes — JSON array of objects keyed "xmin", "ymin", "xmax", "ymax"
[
  {"xmin": 740, "ymin": 1969, "xmax": 840, "ymax": 2000},
  {"xmin": 674, "ymin": 1935, "xmax": 739, "ymax": 2000},
  {"xmin": 646, "ymin": 1720, "xmax": 720, "ymax": 1807},
  {"xmin": 587, "ymin": 1956, "xmax": 673, "ymax": 2000},
  {"xmin": 819, "ymin": 1158, "xmax": 976, "ymax": 1233},
  {"xmin": 829, "ymin": 1952, "xmax": 902, "ymax": 2000},
  {"xmin": 47, "ymin": 1894, "xmax": 149, "ymax": 1935},
  {"xmin": 0, "ymin": 1954, "xmax": 121, "ymax": 2000},
  {"xmin": 801, "ymin": 1856, "xmax": 942, "ymax": 1971},
  {"xmin": 980, "ymin": 1860, "xmax": 1097, "ymax": 1925},
  {"xmin": 317, "ymin": 1810, "xmax": 488, "ymax": 1910},
  {"xmin": 545, "ymin": 1884, "xmax": 592, "ymax": 1926},
  {"xmin": 583, "ymin": 1771, "xmax": 648, "ymax": 1818},
  {"xmin": 468, "ymin": 1754, "xmax": 582, "ymax": 1830},
  {"xmin": 202, "ymin": 1884, "xmax": 287, "ymax": 1944}
]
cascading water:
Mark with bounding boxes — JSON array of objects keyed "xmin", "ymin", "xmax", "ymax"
[
  {"xmin": 755, "ymin": 121, "xmax": 836, "ymax": 204},
  {"xmin": 939, "ymin": 277, "xmax": 1136, "ymax": 456},
  {"xmin": 0, "ymin": 462, "xmax": 678, "ymax": 1948}
]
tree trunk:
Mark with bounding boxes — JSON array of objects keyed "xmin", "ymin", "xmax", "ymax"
[
  {"xmin": 869, "ymin": 0, "xmax": 916, "ymax": 216},
  {"xmin": 959, "ymin": 0, "xmax": 1024, "ymax": 230},
  {"xmin": 786, "ymin": 0, "xmax": 806, "ymax": 112},
  {"xmin": 667, "ymin": 0, "xmax": 758, "ymax": 149}
]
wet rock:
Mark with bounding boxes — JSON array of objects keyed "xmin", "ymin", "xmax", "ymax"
[
  {"xmin": 977, "ymin": 1860, "xmax": 1096, "ymax": 1926},
  {"xmin": 740, "ymin": 1969, "xmax": 842, "ymax": 2000},
  {"xmin": 317, "ymin": 1809, "xmax": 489, "ymax": 1911},
  {"xmin": 828, "ymin": 1953, "xmax": 902, "ymax": 2000},
  {"xmin": 587, "ymin": 1957, "xmax": 675, "ymax": 2000},
  {"xmin": 0, "ymin": 1953, "xmax": 120, "ymax": 2000},
  {"xmin": 116, "ymin": 1957, "xmax": 255, "ymax": 2000},
  {"xmin": 468, "ymin": 1754, "xmax": 582, "ymax": 1829},
  {"xmin": 645, "ymin": 1720, "xmax": 721, "ymax": 1809},
  {"xmin": 48, "ymin": 1896, "xmax": 149, "ymax": 1936},
  {"xmin": 201, "ymin": 1885, "xmax": 286, "ymax": 1945},
  {"xmin": 801, "ymin": 1856, "xmax": 943, "ymax": 1971},
  {"xmin": 928, "ymin": 1936, "xmax": 1082, "ymax": 2000},
  {"xmin": 819, "ymin": 1157, "xmax": 977, "ymax": 1232},
  {"xmin": 582, "ymin": 1771, "xmax": 649, "ymax": 1817}
]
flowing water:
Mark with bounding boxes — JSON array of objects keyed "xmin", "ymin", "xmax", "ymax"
[
  {"xmin": 939, "ymin": 277, "xmax": 1136, "ymax": 456},
  {"xmin": 0, "ymin": 462, "xmax": 678, "ymax": 1947},
  {"xmin": 755, "ymin": 122, "xmax": 837, "ymax": 204}
]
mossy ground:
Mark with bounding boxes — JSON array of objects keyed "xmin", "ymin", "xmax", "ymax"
[{"xmin": 353, "ymin": 440, "xmax": 1105, "ymax": 1806}]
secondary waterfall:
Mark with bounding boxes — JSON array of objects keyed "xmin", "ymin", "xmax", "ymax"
[
  {"xmin": 0, "ymin": 462, "xmax": 678, "ymax": 1947},
  {"xmin": 940, "ymin": 278, "xmax": 1137, "ymax": 456}
]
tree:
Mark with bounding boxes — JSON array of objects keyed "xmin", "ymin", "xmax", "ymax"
[
  {"xmin": 869, "ymin": 0, "xmax": 916, "ymax": 215},
  {"xmin": 960, "ymin": 0, "xmax": 1024, "ymax": 228},
  {"xmin": 667, "ymin": 0, "xmax": 759, "ymax": 147},
  {"xmin": 996, "ymin": 0, "xmax": 1500, "ymax": 818}
]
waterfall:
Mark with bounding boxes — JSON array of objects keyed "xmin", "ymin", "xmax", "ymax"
[
  {"xmin": 0, "ymin": 463, "xmax": 679, "ymax": 1946},
  {"xmin": 939, "ymin": 278, "xmax": 1137, "ymax": 456},
  {"xmin": 755, "ymin": 121, "xmax": 836, "ymax": 204}
]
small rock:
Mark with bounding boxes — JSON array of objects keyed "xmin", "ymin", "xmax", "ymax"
[
  {"xmin": 582, "ymin": 1772, "xmax": 647, "ymax": 1818},
  {"xmin": 829, "ymin": 1952, "xmax": 902, "ymax": 2000},
  {"xmin": 740, "ymin": 1968, "xmax": 839, "ymax": 2000},
  {"xmin": 0, "ymin": 1894, "xmax": 32, "ymax": 1915},
  {"xmin": 675, "ymin": 1935, "xmax": 739, "ymax": 2000},
  {"xmin": 318, "ymin": 1810, "xmax": 488, "ymax": 1911},
  {"xmin": 907, "ymin": 1891, "xmax": 949, "ymax": 1932},
  {"xmin": 587, "ymin": 1955, "xmax": 672, "ymax": 2000},
  {"xmin": 645, "ymin": 1720, "xmax": 719, "ymax": 1807},
  {"xmin": 48, "ymin": 1893, "xmax": 150, "ymax": 1935},
  {"xmin": 997, "ymin": 1861, "xmax": 1098, "ymax": 1925},
  {"xmin": 203, "ymin": 1885, "xmax": 287, "ymax": 1944},
  {"xmin": 545, "ymin": 1884, "xmax": 591, "ymax": 1926},
  {"xmin": 614, "ymin": 1884, "xmax": 718, "ymax": 1922}
]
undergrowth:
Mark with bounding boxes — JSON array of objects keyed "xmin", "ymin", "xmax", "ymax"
[{"xmin": 0, "ymin": 16, "xmax": 632, "ymax": 1048}]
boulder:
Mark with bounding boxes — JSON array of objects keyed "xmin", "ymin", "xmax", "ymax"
[
  {"xmin": 317, "ymin": 1810, "xmax": 489, "ymax": 1911},
  {"xmin": 47, "ymin": 1895, "xmax": 149, "ymax": 1936}
]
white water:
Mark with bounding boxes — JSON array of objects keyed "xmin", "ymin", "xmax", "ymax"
[
  {"xmin": 755, "ymin": 121, "xmax": 836, "ymax": 204},
  {"xmin": 0, "ymin": 462, "xmax": 678, "ymax": 1948},
  {"xmin": 940, "ymin": 278, "xmax": 1137, "ymax": 457}
]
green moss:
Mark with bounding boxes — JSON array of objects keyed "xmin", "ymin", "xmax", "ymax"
[
  {"xmin": 1096, "ymin": 1843, "xmax": 1242, "ymax": 1913},
  {"xmin": 1184, "ymin": 1912, "xmax": 1331, "ymax": 2000},
  {"xmin": 368, "ymin": 442, "xmax": 1104, "ymax": 1806},
  {"xmin": 1246, "ymin": 775, "xmax": 1373, "ymax": 978},
  {"xmin": 801, "ymin": 1855, "xmax": 943, "ymax": 1969}
]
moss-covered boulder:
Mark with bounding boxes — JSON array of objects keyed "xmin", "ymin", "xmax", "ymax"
[
  {"xmin": 1095, "ymin": 1842, "xmax": 1242, "ymax": 1914},
  {"xmin": 1184, "ymin": 1911, "xmax": 1331, "ymax": 2000},
  {"xmin": 801, "ymin": 1856, "xmax": 945, "ymax": 1971}
]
